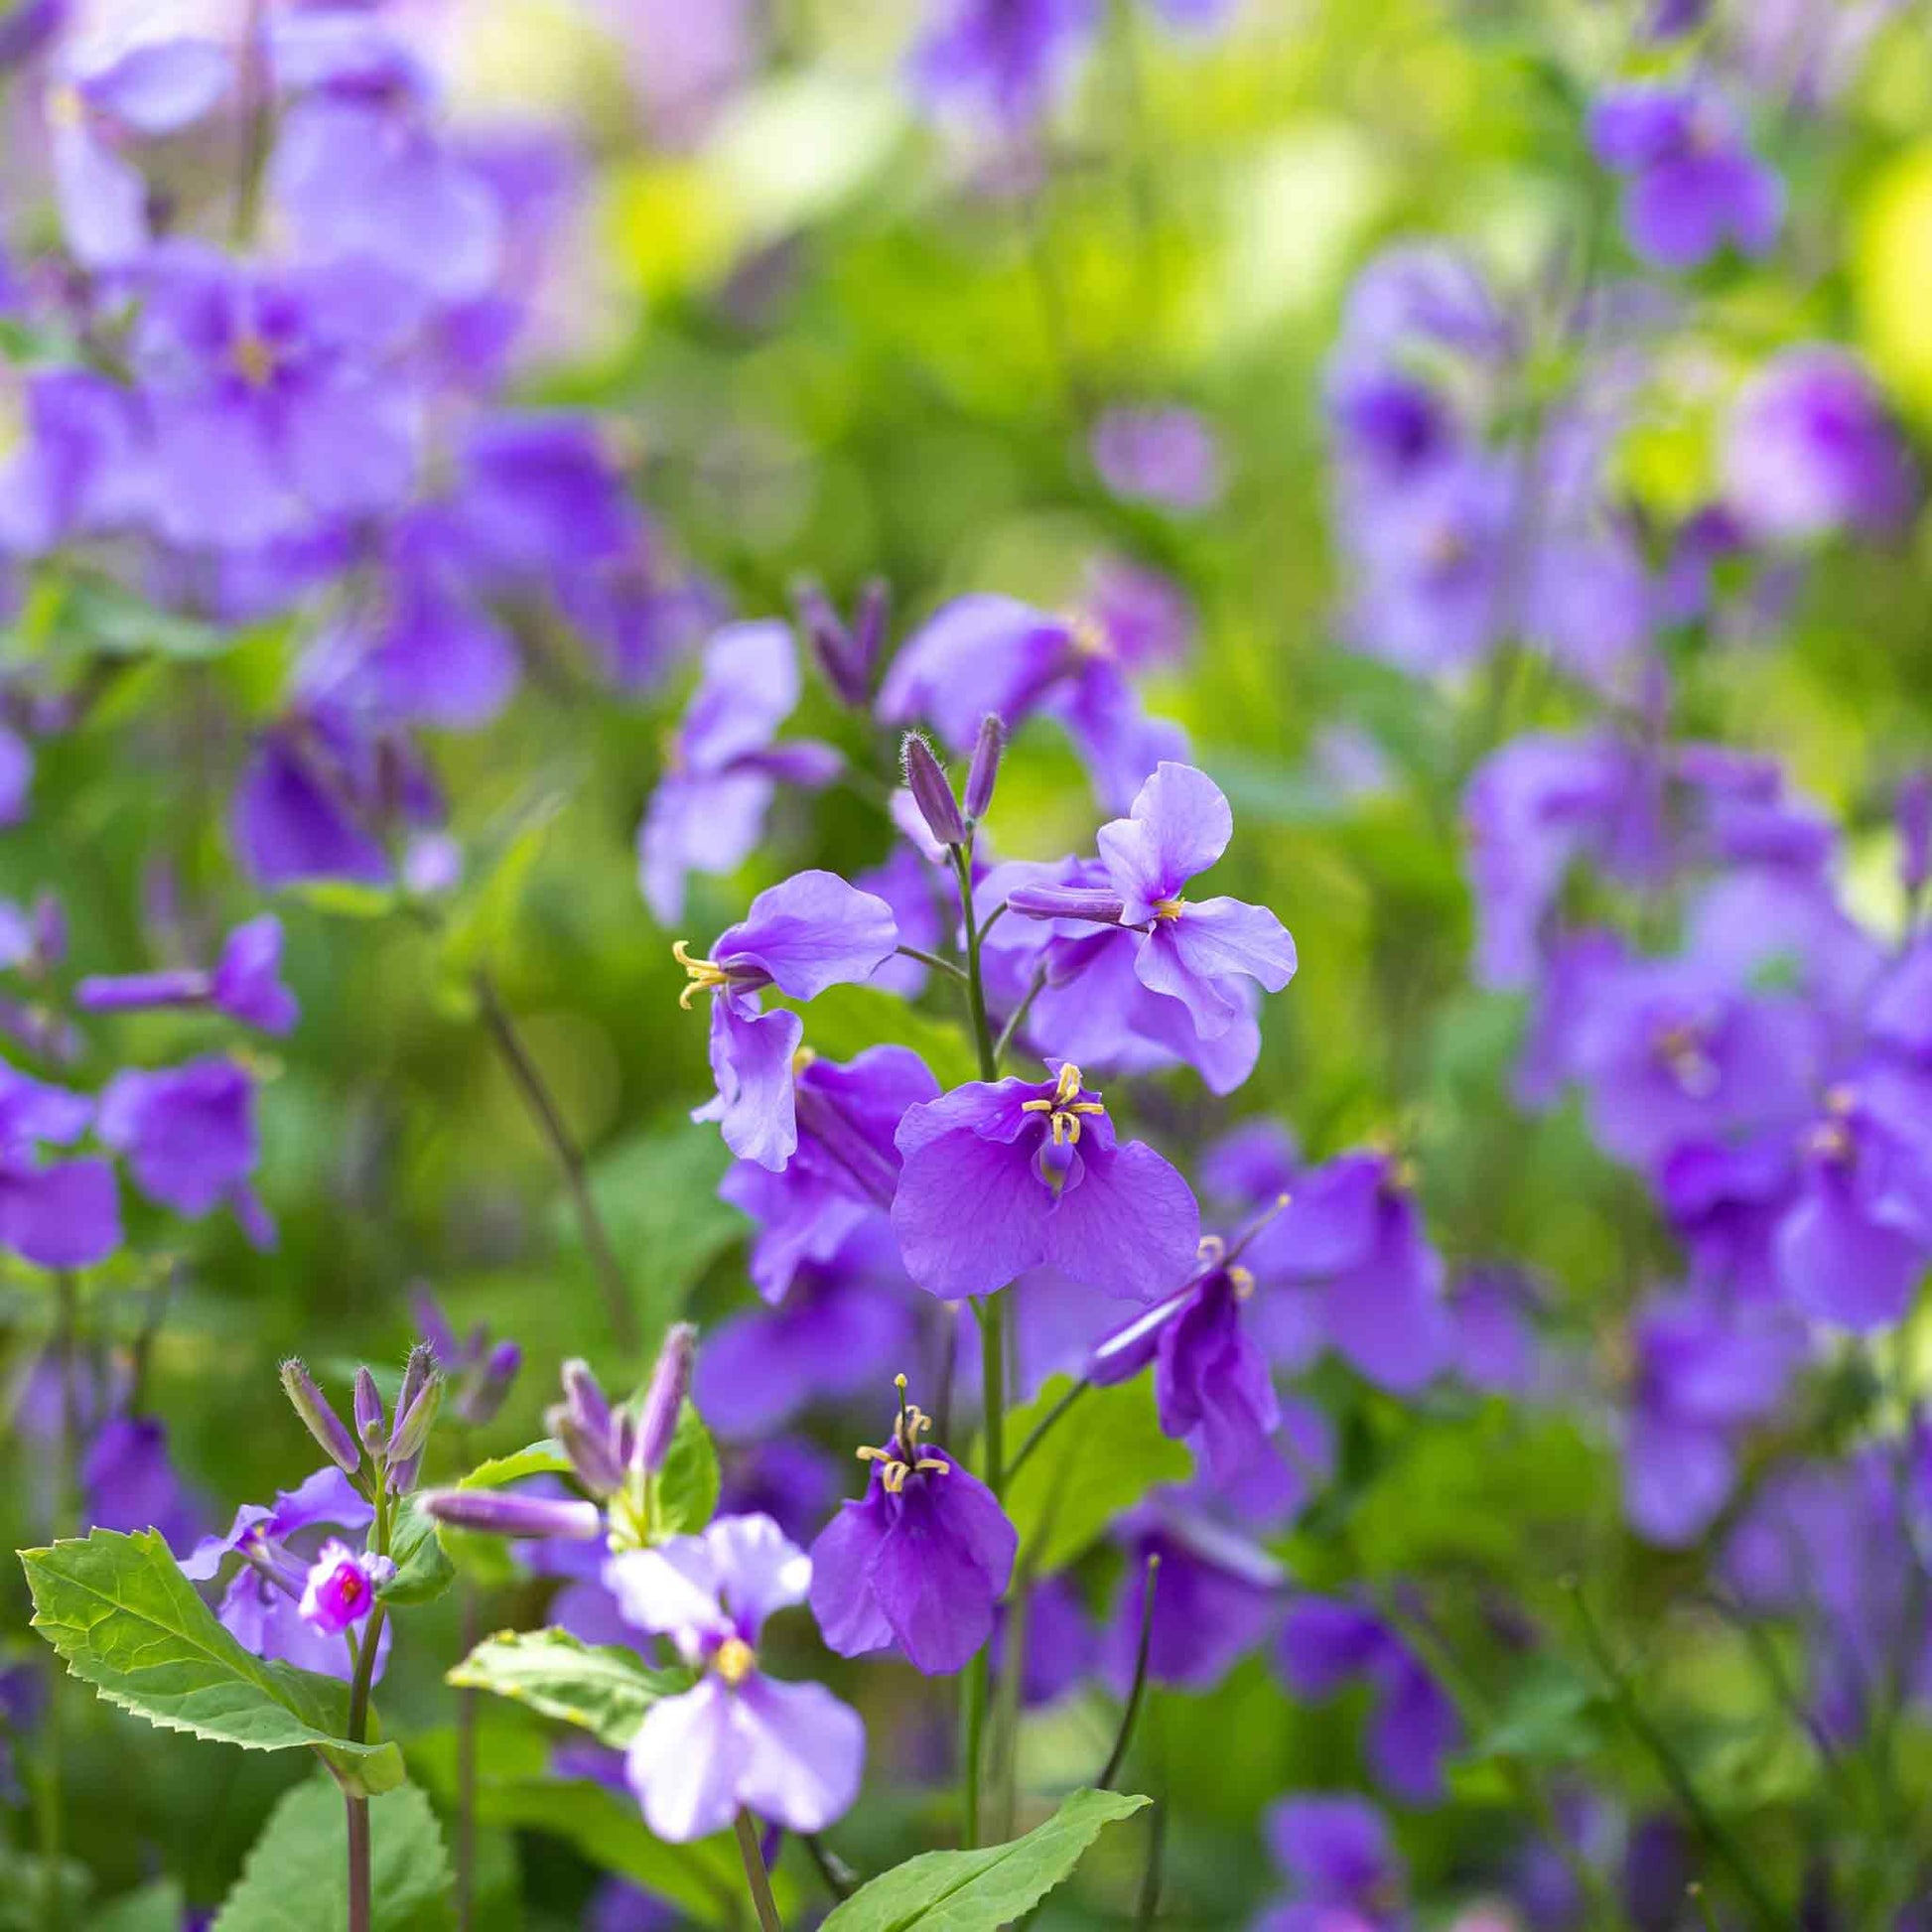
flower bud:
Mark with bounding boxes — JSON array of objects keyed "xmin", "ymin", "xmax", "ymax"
[
  {"xmin": 280, "ymin": 1358, "xmax": 359, "ymax": 1474},
  {"xmin": 392, "ymin": 1343, "xmax": 432, "ymax": 1438},
  {"xmin": 634, "ymin": 1322, "xmax": 697, "ymax": 1481},
  {"xmin": 559, "ymin": 1357, "xmax": 613, "ymax": 1441},
  {"xmin": 461, "ymin": 1339, "xmax": 521, "ymax": 1428},
  {"xmin": 964, "ymin": 715, "xmax": 1005, "ymax": 821},
  {"xmin": 353, "ymin": 1367, "xmax": 386, "ymax": 1451},
  {"xmin": 420, "ymin": 1488, "xmax": 604, "ymax": 1540},
  {"xmin": 901, "ymin": 733, "xmax": 966, "ymax": 848},
  {"xmin": 797, "ymin": 581, "xmax": 869, "ymax": 709},
  {"xmin": 550, "ymin": 1407, "xmax": 624, "ymax": 1497},
  {"xmin": 850, "ymin": 578, "xmax": 889, "ymax": 678},
  {"xmin": 388, "ymin": 1356, "xmax": 443, "ymax": 1466},
  {"xmin": 1006, "ymin": 884, "xmax": 1127, "ymax": 925}
]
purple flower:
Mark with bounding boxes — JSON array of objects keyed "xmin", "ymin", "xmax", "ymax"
[
  {"xmin": 76, "ymin": 915, "xmax": 298, "ymax": 1035},
  {"xmin": 810, "ymin": 1379, "xmax": 1018, "ymax": 1676},
  {"xmin": 1105, "ymin": 1505, "xmax": 1285, "ymax": 1694},
  {"xmin": 638, "ymin": 622, "xmax": 841, "ymax": 925},
  {"xmin": 891, "ymin": 1059, "xmax": 1201, "ymax": 1301},
  {"xmin": 182, "ymin": 1467, "xmax": 391, "ymax": 1683},
  {"xmin": 907, "ymin": 0, "xmax": 1098, "ymax": 130},
  {"xmin": 676, "ymin": 871, "xmax": 900, "ymax": 1170},
  {"xmin": 0, "ymin": 1064, "xmax": 120, "ymax": 1270},
  {"xmin": 49, "ymin": 39, "xmax": 232, "ymax": 267},
  {"xmin": 1722, "ymin": 347, "xmax": 1916, "ymax": 544},
  {"xmin": 1089, "ymin": 761, "xmax": 1298, "ymax": 1036},
  {"xmin": 1273, "ymin": 1152, "xmax": 1451, "ymax": 1395},
  {"xmin": 97, "ymin": 1056, "xmax": 272, "ymax": 1244},
  {"xmin": 877, "ymin": 593, "xmax": 1186, "ymax": 813},
  {"xmin": 298, "ymin": 1540, "xmax": 394, "ymax": 1636},
  {"xmin": 1259, "ymin": 1794, "xmax": 1404, "ymax": 1931},
  {"xmin": 412, "ymin": 1289, "xmax": 521, "ymax": 1428},
  {"xmin": 1621, "ymin": 1290, "xmax": 1804, "ymax": 1546},
  {"xmin": 994, "ymin": 1574, "xmax": 1097, "ymax": 1708},
  {"xmin": 603, "ymin": 1513, "xmax": 865, "ymax": 1842},
  {"xmin": 719, "ymin": 1437, "xmax": 843, "ymax": 1552},
  {"xmin": 1090, "ymin": 406, "xmax": 1224, "ymax": 513},
  {"xmin": 1773, "ymin": 1081, "xmax": 1932, "ymax": 1330},
  {"xmin": 82, "ymin": 1414, "xmax": 204, "ymax": 1549},
  {"xmin": 1277, "ymin": 1595, "xmax": 1459, "ymax": 1805},
  {"xmin": 695, "ymin": 1232, "xmax": 919, "ymax": 1440},
  {"xmin": 1587, "ymin": 85, "xmax": 1782, "ymax": 271}
]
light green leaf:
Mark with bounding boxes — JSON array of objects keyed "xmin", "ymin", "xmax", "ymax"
[
  {"xmin": 441, "ymin": 789, "xmax": 568, "ymax": 974},
  {"xmin": 211, "ymin": 1775, "xmax": 452, "ymax": 1931},
  {"xmin": 998, "ymin": 1377, "xmax": 1190, "ymax": 1573},
  {"xmin": 19, "ymin": 1530, "xmax": 402, "ymax": 1795},
  {"xmin": 447, "ymin": 1627, "xmax": 687, "ymax": 1748},
  {"xmin": 91, "ymin": 1879, "xmax": 185, "ymax": 1932},
  {"xmin": 649, "ymin": 1400, "xmax": 720, "ymax": 1541},
  {"xmin": 779, "ymin": 985, "xmax": 978, "ymax": 1092},
  {"xmin": 819, "ymin": 1788, "xmax": 1152, "ymax": 1931},
  {"xmin": 456, "ymin": 1439, "xmax": 574, "ymax": 1488},
  {"xmin": 1471, "ymin": 1658, "xmax": 1608, "ymax": 1766},
  {"xmin": 568, "ymin": 1120, "xmax": 743, "ymax": 1313},
  {"xmin": 377, "ymin": 1495, "xmax": 456, "ymax": 1608}
]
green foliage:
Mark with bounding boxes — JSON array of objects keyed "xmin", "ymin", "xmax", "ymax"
[
  {"xmin": 818, "ymin": 1789, "xmax": 1152, "ymax": 1931},
  {"xmin": 455, "ymin": 1440, "xmax": 575, "ymax": 1488},
  {"xmin": 649, "ymin": 1398, "xmax": 721, "ymax": 1541},
  {"xmin": 376, "ymin": 1494, "xmax": 457, "ymax": 1607},
  {"xmin": 999, "ymin": 1377, "xmax": 1191, "ymax": 1572},
  {"xmin": 780, "ymin": 984, "xmax": 981, "ymax": 1091},
  {"xmin": 19, "ymin": 1530, "xmax": 404, "ymax": 1795},
  {"xmin": 91, "ymin": 1880, "xmax": 188, "ymax": 1932},
  {"xmin": 446, "ymin": 1627, "xmax": 687, "ymax": 1748},
  {"xmin": 209, "ymin": 1776, "xmax": 452, "ymax": 1931}
]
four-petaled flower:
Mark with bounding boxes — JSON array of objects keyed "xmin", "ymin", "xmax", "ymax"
[{"xmin": 297, "ymin": 1539, "xmax": 394, "ymax": 1636}]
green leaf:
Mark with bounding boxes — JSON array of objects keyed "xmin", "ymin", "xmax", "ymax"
[
  {"xmin": 819, "ymin": 1788, "xmax": 1152, "ymax": 1931},
  {"xmin": 1471, "ymin": 1658, "xmax": 1609, "ymax": 1766},
  {"xmin": 649, "ymin": 1400, "xmax": 720, "ymax": 1541},
  {"xmin": 998, "ymin": 1378, "xmax": 1190, "ymax": 1572},
  {"xmin": 18, "ymin": 1529, "xmax": 403, "ymax": 1796},
  {"xmin": 91, "ymin": 1879, "xmax": 186, "ymax": 1932},
  {"xmin": 377, "ymin": 1495, "xmax": 455, "ymax": 1608},
  {"xmin": 568, "ymin": 1119, "xmax": 743, "ymax": 1313},
  {"xmin": 211, "ymin": 1775, "xmax": 452, "ymax": 1931},
  {"xmin": 456, "ymin": 1439, "xmax": 574, "ymax": 1488},
  {"xmin": 0, "ymin": 1851, "xmax": 91, "ymax": 1932},
  {"xmin": 778, "ymin": 984, "xmax": 979, "ymax": 1092},
  {"xmin": 441, "ymin": 788, "xmax": 568, "ymax": 974},
  {"xmin": 447, "ymin": 1627, "xmax": 687, "ymax": 1748}
]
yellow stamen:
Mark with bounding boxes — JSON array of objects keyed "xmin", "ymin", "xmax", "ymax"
[
  {"xmin": 1066, "ymin": 613, "xmax": 1113, "ymax": 660},
  {"xmin": 1022, "ymin": 1062, "xmax": 1106, "ymax": 1149},
  {"xmin": 1153, "ymin": 897, "xmax": 1186, "ymax": 921},
  {"xmin": 1229, "ymin": 1264, "xmax": 1257, "ymax": 1302},
  {"xmin": 46, "ymin": 85, "xmax": 83, "ymax": 131},
  {"xmin": 672, "ymin": 940, "xmax": 731, "ymax": 1010},
  {"xmin": 713, "ymin": 1636, "xmax": 756, "ymax": 1686},
  {"xmin": 791, "ymin": 1045, "xmax": 818, "ymax": 1077},
  {"xmin": 1196, "ymin": 1234, "xmax": 1227, "ymax": 1265},
  {"xmin": 232, "ymin": 332, "xmax": 277, "ymax": 390}
]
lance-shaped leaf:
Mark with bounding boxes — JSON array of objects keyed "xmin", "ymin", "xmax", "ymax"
[
  {"xmin": 447, "ymin": 1627, "xmax": 688, "ymax": 1749},
  {"xmin": 819, "ymin": 1788, "xmax": 1151, "ymax": 1931},
  {"xmin": 19, "ymin": 1529, "xmax": 403, "ymax": 1795},
  {"xmin": 455, "ymin": 1439, "xmax": 575, "ymax": 1489},
  {"xmin": 210, "ymin": 1774, "xmax": 452, "ymax": 1931}
]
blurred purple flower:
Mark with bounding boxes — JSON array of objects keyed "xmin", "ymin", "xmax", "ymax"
[
  {"xmin": 1258, "ymin": 1793, "xmax": 1404, "ymax": 1932},
  {"xmin": 908, "ymin": 0, "xmax": 1098, "ymax": 131},
  {"xmin": 1106, "ymin": 1504, "xmax": 1285, "ymax": 1693},
  {"xmin": 0, "ymin": 1064, "xmax": 119, "ymax": 1270},
  {"xmin": 76, "ymin": 914, "xmax": 298, "ymax": 1035},
  {"xmin": 97, "ymin": 1056, "xmax": 272, "ymax": 1245},
  {"xmin": 1090, "ymin": 405, "xmax": 1224, "ymax": 513}
]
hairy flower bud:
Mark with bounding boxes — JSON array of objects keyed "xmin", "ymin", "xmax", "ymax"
[
  {"xmin": 352, "ymin": 1366, "xmax": 386, "ymax": 1451},
  {"xmin": 550, "ymin": 1408, "xmax": 624, "ymax": 1497},
  {"xmin": 634, "ymin": 1322, "xmax": 697, "ymax": 1480},
  {"xmin": 964, "ymin": 715, "xmax": 1005, "ymax": 821},
  {"xmin": 901, "ymin": 732, "xmax": 966, "ymax": 848},
  {"xmin": 421, "ymin": 1488, "xmax": 603, "ymax": 1540},
  {"xmin": 559, "ymin": 1357, "xmax": 613, "ymax": 1441},
  {"xmin": 388, "ymin": 1356, "xmax": 443, "ymax": 1466},
  {"xmin": 392, "ymin": 1343, "xmax": 432, "ymax": 1438},
  {"xmin": 280, "ymin": 1358, "xmax": 359, "ymax": 1474}
]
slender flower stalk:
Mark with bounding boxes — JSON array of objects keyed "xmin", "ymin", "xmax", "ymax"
[
  {"xmin": 734, "ymin": 1811, "xmax": 783, "ymax": 1932},
  {"xmin": 343, "ymin": 1479, "xmax": 393, "ymax": 1932}
]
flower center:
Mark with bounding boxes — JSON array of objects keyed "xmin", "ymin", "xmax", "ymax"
[
  {"xmin": 1065, "ymin": 614, "xmax": 1113, "ymax": 661},
  {"xmin": 1020, "ymin": 1061, "xmax": 1107, "ymax": 1148},
  {"xmin": 713, "ymin": 1636, "xmax": 757, "ymax": 1686},
  {"xmin": 232, "ymin": 332, "xmax": 278, "ymax": 390},
  {"xmin": 671, "ymin": 940, "xmax": 734, "ymax": 1010},
  {"xmin": 338, "ymin": 1569, "xmax": 363, "ymax": 1607},
  {"xmin": 1654, "ymin": 1022, "xmax": 1719, "ymax": 1098},
  {"xmin": 1153, "ymin": 897, "xmax": 1185, "ymax": 921},
  {"xmin": 855, "ymin": 1372, "xmax": 950, "ymax": 1494}
]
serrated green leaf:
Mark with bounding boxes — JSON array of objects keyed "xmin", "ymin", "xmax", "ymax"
[
  {"xmin": 211, "ymin": 1775, "xmax": 452, "ymax": 1931},
  {"xmin": 998, "ymin": 1377, "xmax": 1190, "ymax": 1572},
  {"xmin": 447, "ymin": 1627, "xmax": 687, "ymax": 1747},
  {"xmin": 779, "ymin": 984, "xmax": 977, "ymax": 1092},
  {"xmin": 455, "ymin": 1439, "xmax": 574, "ymax": 1488},
  {"xmin": 376, "ymin": 1495, "xmax": 456, "ymax": 1608},
  {"xmin": 820, "ymin": 1788, "xmax": 1152, "ymax": 1931},
  {"xmin": 18, "ymin": 1530, "xmax": 402, "ymax": 1794},
  {"xmin": 650, "ymin": 1400, "xmax": 720, "ymax": 1541}
]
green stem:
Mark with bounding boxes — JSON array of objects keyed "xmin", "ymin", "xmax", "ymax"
[
  {"xmin": 1566, "ymin": 1581, "xmax": 1792, "ymax": 1932},
  {"xmin": 733, "ymin": 1811, "xmax": 783, "ymax": 1932},
  {"xmin": 455, "ymin": 1581, "xmax": 481, "ymax": 1932},
  {"xmin": 344, "ymin": 1484, "xmax": 392, "ymax": 1932},
  {"xmin": 473, "ymin": 967, "xmax": 638, "ymax": 1352},
  {"xmin": 952, "ymin": 848, "xmax": 999, "ymax": 1084},
  {"xmin": 1004, "ymin": 1378, "xmax": 1089, "ymax": 1485},
  {"xmin": 897, "ymin": 943, "xmax": 968, "ymax": 983},
  {"xmin": 40, "ymin": 1273, "xmax": 79, "ymax": 1932},
  {"xmin": 1098, "ymin": 1555, "xmax": 1160, "ymax": 1790}
]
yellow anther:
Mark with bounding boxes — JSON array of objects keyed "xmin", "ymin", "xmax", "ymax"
[
  {"xmin": 1066, "ymin": 613, "xmax": 1113, "ymax": 660},
  {"xmin": 913, "ymin": 1456, "xmax": 949, "ymax": 1477},
  {"xmin": 232, "ymin": 332, "xmax": 277, "ymax": 390},
  {"xmin": 1825, "ymin": 1083, "xmax": 1858, "ymax": 1117},
  {"xmin": 672, "ymin": 940, "xmax": 731, "ymax": 1010},
  {"xmin": 895, "ymin": 1372, "xmax": 908, "ymax": 1392},
  {"xmin": 46, "ymin": 84, "xmax": 83, "ymax": 131},
  {"xmin": 1153, "ymin": 897, "xmax": 1186, "ymax": 921},
  {"xmin": 713, "ymin": 1636, "xmax": 756, "ymax": 1686},
  {"xmin": 1196, "ymin": 1234, "xmax": 1227, "ymax": 1264},
  {"xmin": 790, "ymin": 1045, "xmax": 817, "ymax": 1076},
  {"xmin": 1229, "ymin": 1264, "xmax": 1257, "ymax": 1301}
]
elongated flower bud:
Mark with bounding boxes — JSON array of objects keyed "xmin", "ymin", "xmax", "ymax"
[
  {"xmin": 797, "ymin": 581, "xmax": 869, "ymax": 709},
  {"xmin": 461, "ymin": 1339, "xmax": 522, "ymax": 1428},
  {"xmin": 559, "ymin": 1357, "xmax": 613, "ymax": 1441},
  {"xmin": 388, "ymin": 1355, "xmax": 443, "ymax": 1465},
  {"xmin": 280, "ymin": 1359, "xmax": 359, "ymax": 1474},
  {"xmin": 1006, "ymin": 884, "xmax": 1127, "ymax": 925},
  {"xmin": 420, "ymin": 1489, "xmax": 603, "ymax": 1540},
  {"xmin": 550, "ymin": 1408, "xmax": 624, "ymax": 1497},
  {"xmin": 634, "ymin": 1322, "xmax": 697, "ymax": 1479},
  {"xmin": 901, "ymin": 733, "xmax": 966, "ymax": 847},
  {"xmin": 964, "ymin": 715, "xmax": 1005, "ymax": 821},
  {"xmin": 353, "ymin": 1367, "xmax": 386, "ymax": 1450},
  {"xmin": 392, "ymin": 1343, "xmax": 432, "ymax": 1439},
  {"xmin": 851, "ymin": 578, "xmax": 889, "ymax": 677}
]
